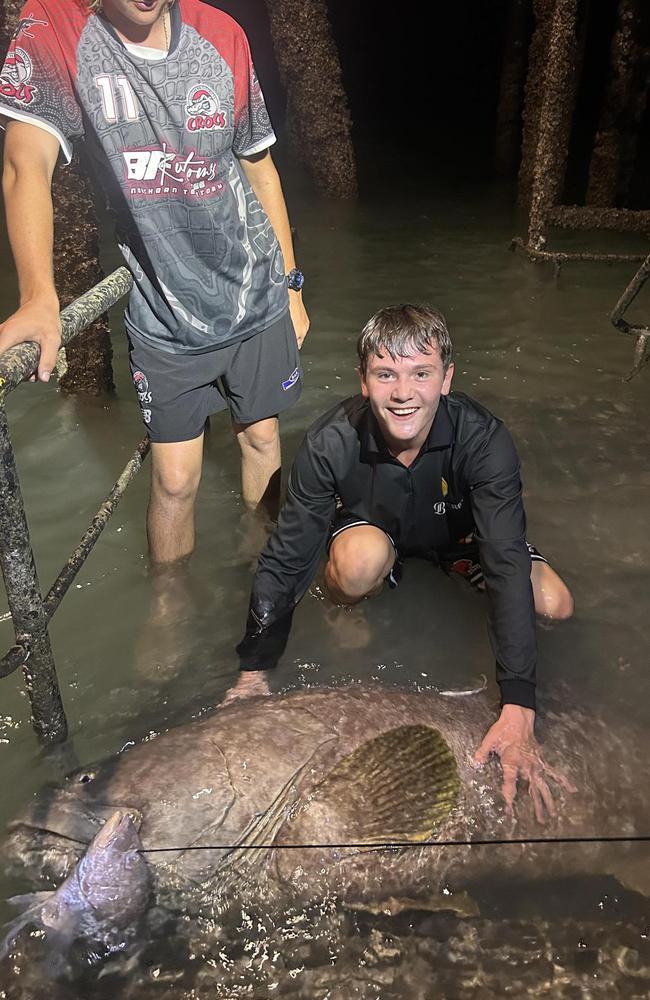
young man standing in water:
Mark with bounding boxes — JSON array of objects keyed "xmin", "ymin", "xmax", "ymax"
[
  {"xmin": 0, "ymin": 0, "xmax": 308, "ymax": 563},
  {"xmin": 234, "ymin": 305, "xmax": 575, "ymax": 821}
]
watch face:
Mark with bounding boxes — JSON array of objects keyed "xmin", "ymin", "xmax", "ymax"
[{"xmin": 287, "ymin": 268, "xmax": 304, "ymax": 291}]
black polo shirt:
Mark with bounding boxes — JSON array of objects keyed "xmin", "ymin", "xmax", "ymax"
[{"xmin": 237, "ymin": 391, "xmax": 537, "ymax": 709}]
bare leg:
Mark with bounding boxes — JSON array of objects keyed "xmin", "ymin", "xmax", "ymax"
[
  {"xmin": 134, "ymin": 561, "xmax": 194, "ymax": 679},
  {"xmin": 233, "ymin": 416, "xmax": 282, "ymax": 520},
  {"xmin": 531, "ymin": 560, "xmax": 574, "ymax": 620},
  {"xmin": 325, "ymin": 525, "xmax": 395, "ymax": 604},
  {"xmin": 322, "ymin": 526, "xmax": 395, "ymax": 650},
  {"xmin": 469, "ymin": 557, "xmax": 574, "ymax": 621},
  {"xmin": 138, "ymin": 437, "xmax": 204, "ymax": 676},
  {"xmin": 147, "ymin": 435, "xmax": 204, "ymax": 564}
]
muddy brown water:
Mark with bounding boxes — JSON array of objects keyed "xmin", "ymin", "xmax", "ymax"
[{"xmin": 0, "ymin": 160, "xmax": 648, "ymax": 996}]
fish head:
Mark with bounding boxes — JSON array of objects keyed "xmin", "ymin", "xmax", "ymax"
[{"xmin": 71, "ymin": 809, "xmax": 151, "ymax": 927}]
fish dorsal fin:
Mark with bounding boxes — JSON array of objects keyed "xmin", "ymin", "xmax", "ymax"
[{"xmin": 283, "ymin": 725, "xmax": 460, "ymax": 845}]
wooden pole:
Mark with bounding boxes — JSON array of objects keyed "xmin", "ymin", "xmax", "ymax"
[
  {"xmin": 586, "ymin": 0, "xmax": 645, "ymax": 207},
  {"xmin": 526, "ymin": 0, "xmax": 579, "ymax": 250},
  {"xmin": 264, "ymin": 0, "xmax": 357, "ymax": 199},
  {"xmin": 517, "ymin": 0, "xmax": 555, "ymax": 209}
]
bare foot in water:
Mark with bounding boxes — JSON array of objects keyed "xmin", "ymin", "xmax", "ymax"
[
  {"xmin": 133, "ymin": 561, "xmax": 194, "ymax": 680},
  {"xmin": 221, "ymin": 670, "xmax": 271, "ymax": 706}
]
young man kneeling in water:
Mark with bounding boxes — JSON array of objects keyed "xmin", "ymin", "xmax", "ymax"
[{"xmin": 232, "ymin": 305, "xmax": 575, "ymax": 822}]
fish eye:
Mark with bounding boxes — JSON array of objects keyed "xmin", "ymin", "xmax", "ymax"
[{"xmin": 77, "ymin": 771, "xmax": 96, "ymax": 784}]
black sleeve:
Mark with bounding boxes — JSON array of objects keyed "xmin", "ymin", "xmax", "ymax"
[
  {"xmin": 236, "ymin": 434, "xmax": 337, "ymax": 671},
  {"xmin": 468, "ymin": 423, "xmax": 537, "ymax": 710}
]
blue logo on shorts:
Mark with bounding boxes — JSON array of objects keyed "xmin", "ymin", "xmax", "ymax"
[{"xmin": 282, "ymin": 367, "xmax": 300, "ymax": 391}]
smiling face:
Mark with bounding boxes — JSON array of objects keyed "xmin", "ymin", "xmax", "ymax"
[{"xmin": 360, "ymin": 346, "xmax": 454, "ymax": 460}]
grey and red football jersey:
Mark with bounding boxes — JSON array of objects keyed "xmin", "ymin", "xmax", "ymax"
[{"xmin": 0, "ymin": 0, "xmax": 289, "ymax": 353}]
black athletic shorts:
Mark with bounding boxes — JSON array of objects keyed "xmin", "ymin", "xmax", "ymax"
[
  {"xmin": 127, "ymin": 310, "xmax": 301, "ymax": 443},
  {"xmin": 327, "ymin": 507, "xmax": 547, "ymax": 590}
]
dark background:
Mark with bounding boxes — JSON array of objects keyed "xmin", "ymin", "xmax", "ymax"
[{"xmin": 215, "ymin": 0, "xmax": 650, "ymax": 204}]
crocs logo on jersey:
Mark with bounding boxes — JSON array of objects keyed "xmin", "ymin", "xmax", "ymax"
[
  {"xmin": 185, "ymin": 86, "xmax": 226, "ymax": 132},
  {"xmin": 281, "ymin": 367, "xmax": 300, "ymax": 391},
  {"xmin": 0, "ymin": 47, "xmax": 37, "ymax": 105}
]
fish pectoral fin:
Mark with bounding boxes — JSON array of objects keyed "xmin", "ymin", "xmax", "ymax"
[
  {"xmin": 220, "ymin": 742, "xmax": 339, "ymax": 880},
  {"xmin": 222, "ymin": 779, "xmax": 301, "ymax": 877},
  {"xmin": 284, "ymin": 725, "xmax": 460, "ymax": 845}
]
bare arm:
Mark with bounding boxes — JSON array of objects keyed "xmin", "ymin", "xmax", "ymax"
[
  {"xmin": 0, "ymin": 121, "xmax": 62, "ymax": 382},
  {"xmin": 240, "ymin": 149, "xmax": 310, "ymax": 348}
]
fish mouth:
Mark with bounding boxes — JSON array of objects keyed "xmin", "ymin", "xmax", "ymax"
[
  {"xmin": 7, "ymin": 791, "xmax": 141, "ymax": 843},
  {"xmin": 93, "ymin": 809, "xmax": 143, "ymax": 850}
]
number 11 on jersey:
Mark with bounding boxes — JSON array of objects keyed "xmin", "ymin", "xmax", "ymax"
[{"xmin": 96, "ymin": 75, "xmax": 138, "ymax": 122}]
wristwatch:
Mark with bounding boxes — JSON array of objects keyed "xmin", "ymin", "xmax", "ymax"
[{"xmin": 286, "ymin": 267, "xmax": 305, "ymax": 292}]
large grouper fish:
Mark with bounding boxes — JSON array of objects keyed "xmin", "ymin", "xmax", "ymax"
[{"xmin": 4, "ymin": 687, "xmax": 649, "ymax": 935}]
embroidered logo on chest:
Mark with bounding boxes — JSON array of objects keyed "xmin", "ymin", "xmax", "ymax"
[{"xmin": 433, "ymin": 490, "xmax": 464, "ymax": 516}]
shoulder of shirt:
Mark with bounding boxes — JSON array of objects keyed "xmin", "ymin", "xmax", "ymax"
[
  {"xmin": 34, "ymin": 0, "xmax": 88, "ymax": 33},
  {"xmin": 303, "ymin": 395, "xmax": 366, "ymax": 448},
  {"xmin": 445, "ymin": 390, "xmax": 504, "ymax": 437},
  {"xmin": 184, "ymin": 0, "xmax": 248, "ymax": 41}
]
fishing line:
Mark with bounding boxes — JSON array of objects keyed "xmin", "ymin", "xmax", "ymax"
[
  {"xmin": 42, "ymin": 829, "xmax": 650, "ymax": 854},
  {"xmin": 137, "ymin": 834, "xmax": 650, "ymax": 854}
]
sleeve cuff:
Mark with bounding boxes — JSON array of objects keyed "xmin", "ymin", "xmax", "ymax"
[
  {"xmin": 498, "ymin": 678, "xmax": 536, "ymax": 710},
  {"xmin": 0, "ymin": 108, "xmax": 72, "ymax": 163},
  {"xmin": 235, "ymin": 132, "xmax": 276, "ymax": 158},
  {"xmin": 236, "ymin": 608, "xmax": 294, "ymax": 671}
]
